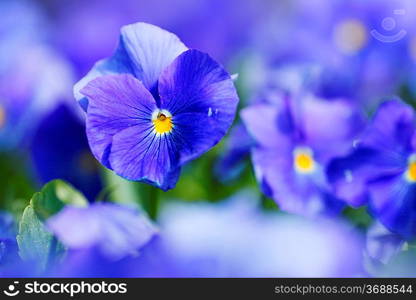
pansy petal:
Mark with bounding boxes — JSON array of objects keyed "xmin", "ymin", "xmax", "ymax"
[
  {"xmin": 359, "ymin": 100, "xmax": 415, "ymax": 154},
  {"xmin": 368, "ymin": 176, "xmax": 416, "ymax": 238},
  {"xmin": 241, "ymin": 103, "xmax": 293, "ymax": 150},
  {"xmin": 121, "ymin": 22, "xmax": 187, "ymax": 93},
  {"xmin": 158, "ymin": 49, "xmax": 238, "ymax": 164},
  {"xmin": 109, "ymin": 126, "xmax": 181, "ymax": 191},
  {"xmin": 81, "ymin": 74, "xmax": 157, "ymax": 168},
  {"xmin": 300, "ymin": 96, "xmax": 364, "ymax": 162},
  {"xmin": 74, "ymin": 41, "xmax": 134, "ymax": 110},
  {"xmin": 327, "ymin": 147, "xmax": 404, "ymax": 207}
]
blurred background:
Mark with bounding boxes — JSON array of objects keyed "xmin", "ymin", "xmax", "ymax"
[{"xmin": 1, "ymin": 0, "xmax": 416, "ymax": 277}]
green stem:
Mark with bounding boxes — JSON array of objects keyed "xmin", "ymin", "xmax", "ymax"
[{"xmin": 144, "ymin": 186, "xmax": 159, "ymax": 220}]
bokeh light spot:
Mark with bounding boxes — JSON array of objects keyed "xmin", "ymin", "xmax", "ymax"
[{"xmin": 333, "ymin": 19, "xmax": 368, "ymax": 55}]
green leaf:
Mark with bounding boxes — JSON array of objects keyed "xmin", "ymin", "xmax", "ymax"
[
  {"xmin": 30, "ymin": 180, "xmax": 88, "ymax": 220},
  {"xmin": 342, "ymin": 206, "xmax": 373, "ymax": 229},
  {"xmin": 16, "ymin": 206, "xmax": 65, "ymax": 273}
]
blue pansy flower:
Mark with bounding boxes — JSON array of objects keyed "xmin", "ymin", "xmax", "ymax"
[
  {"xmin": 328, "ymin": 100, "xmax": 416, "ymax": 238},
  {"xmin": 241, "ymin": 94, "xmax": 363, "ymax": 216},
  {"xmin": 74, "ymin": 22, "xmax": 239, "ymax": 191},
  {"xmin": 47, "ymin": 202, "xmax": 158, "ymax": 260}
]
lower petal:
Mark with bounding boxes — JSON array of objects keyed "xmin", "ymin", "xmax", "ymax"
[{"xmin": 109, "ymin": 125, "xmax": 181, "ymax": 190}]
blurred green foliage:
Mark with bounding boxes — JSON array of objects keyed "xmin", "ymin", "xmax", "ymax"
[
  {"xmin": 0, "ymin": 153, "xmax": 36, "ymax": 219},
  {"xmin": 17, "ymin": 205, "xmax": 66, "ymax": 274}
]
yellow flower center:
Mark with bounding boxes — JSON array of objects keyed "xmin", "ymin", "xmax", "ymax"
[
  {"xmin": 293, "ymin": 148, "xmax": 316, "ymax": 174},
  {"xmin": 0, "ymin": 104, "xmax": 5, "ymax": 128},
  {"xmin": 406, "ymin": 158, "xmax": 416, "ymax": 182},
  {"xmin": 333, "ymin": 19, "xmax": 368, "ymax": 55},
  {"xmin": 152, "ymin": 109, "xmax": 173, "ymax": 135}
]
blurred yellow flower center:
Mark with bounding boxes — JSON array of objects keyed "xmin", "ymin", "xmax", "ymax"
[
  {"xmin": 152, "ymin": 109, "xmax": 173, "ymax": 134},
  {"xmin": 406, "ymin": 160, "xmax": 416, "ymax": 182},
  {"xmin": 0, "ymin": 104, "xmax": 5, "ymax": 128},
  {"xmin": 333, "ymin": 19, "xmax": 368, "ymax": 55},
  {"xmin": 293, "ymin": 148, "xmax": 315, "ymax": 174}
]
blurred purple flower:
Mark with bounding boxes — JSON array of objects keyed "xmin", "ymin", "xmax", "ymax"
[
  {"xmin": 365, "ymin": 224, "xmax": 416, "ymax": 278},
  {"xmin": 47, "ymin": 202, "xmax": 158, "ymax": 260},
  {"xmin": 0, "ymin": 211, "xmax": 28, "ymax": 277},
  {"xmin": 0, "ymin": 45, "xmax": 75, "ymax": 150},
  {"xmin": 0, "ymin": 0, "xmax": 75, "ymax": 150},
  {"xmin": 74, "ymin": 23, "xmax": 238, "ymax": 190},
  {"xmin": 241, "ymin": 94, "xmax": 364, "ymax": 216},
  {"xmin": 0, "ymin": 211, "xmax": 17, "ymax": 263},
  {"xmin": 134, "ymin": 197, "xmax": 364, "ymax": 277},
  {"xmin": 328, "ymin": 100, "xmax": 416, "ymax": 238}
]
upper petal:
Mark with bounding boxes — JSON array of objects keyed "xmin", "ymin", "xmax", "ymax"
[
  {"xmin": 158, "ymin": 49, "xmax": 239, "ymax": 164},
  {"xmin": 81, "ymin": 74, "xmax": 157, "ymax": 168},
  {"xmin": 74, "ymin": 22, "xmax": 187, "ymax": 109},
  {"xmin": 74, "ymin": 41, "xmax": 135, "ymax": 110},
  {"xmin": 121, "ymin": 22, "xmax": 187, "ymax": 94}
]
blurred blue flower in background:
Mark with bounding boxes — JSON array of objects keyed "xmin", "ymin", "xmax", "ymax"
[
  {"xmin": 365, "ymin": 221, "xmax": 416, "ymax": 277},
  {"xmin": 365, "ymin": 221, "xmax": 405, "ymax": 267},
  {"xmin": 75, "ymin": 23, "xmax": 239, "ymax": 190},
  {"xmin": 134, "ymin": 195, "xmax": 364, "ymax": 277},
  {"xmin": 252, "ymin": 0, "xmax": 416, "ymax": 104},
  {"xmin": 0, "ymin": 0, "xmax": 47, "ymax": 73},
  {"xmin": 51, "ymin": 0, "xmax": 267, "ymax": 75},
  {"xmin": 242, "ymin": 94, "xmax": 364, "ymax": 216},
  {"xmin": 48, "ymin": 202, "xmax": 157, "ymax": 260},
  {"xmin": 47, "ymin": 202, "xmax": 157, "ymax": 277},
  {"xmin": 328, "ymin": 100, "xmax": 416, "ymax": 238},
  {"xmin": 30, "ymin": 104, "xmax": 102, "ymax": 200},
  {"xmin": 0, "ymin": 0, "xmax": 75, "ymax": 150}
]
